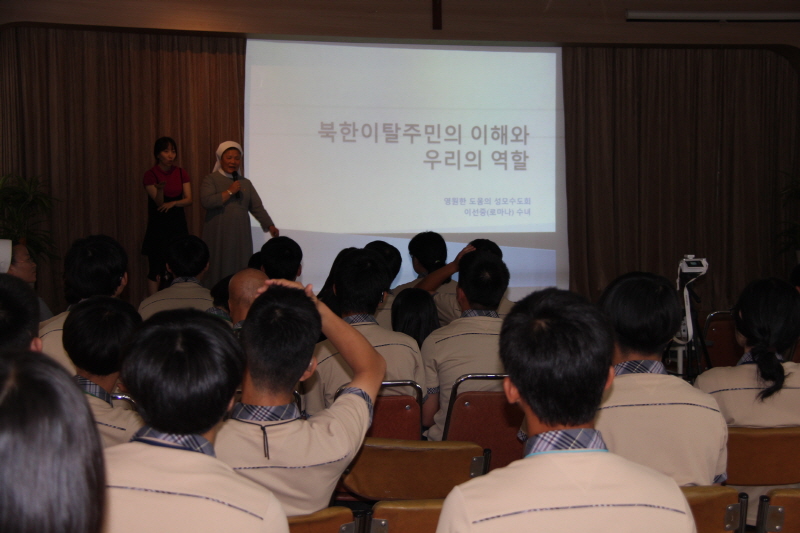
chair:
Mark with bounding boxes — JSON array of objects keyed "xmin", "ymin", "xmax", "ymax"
[
  {"xmin": 370, "ymin": 499, "xmax": 444, "ymax": 533},
  {"xmin": 288, "ymin": 506, "xmax": 355, "ymax": 533},
  {"xmin": 680, "ymin": 486, "xmax": 747, "ymax": 533},
  {"xmin": 726, "ymin": 427, "xmax": 800, "ymax": 486},
  {"xmin": 341, "ymin": 438, "xmax": 487, "ymax": 501},
  {"xmin": 335, "ymin": 381, "xmax": 424, "ymax": 440},
  {"xmin": 441, "ymin": 374, "xmax": 525, "ymax": 470},
  {"xmin": 756, "ymin": 489, "xmax": 800, "ymax": 533},
  {"xmin": 703, "ymin": 311, "xmax": 744, "ymax": 368}
]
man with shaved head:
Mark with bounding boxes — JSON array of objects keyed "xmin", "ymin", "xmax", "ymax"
[{"xmin": 229, "ymin": 268, "xmax": 269, "ymax": 333}]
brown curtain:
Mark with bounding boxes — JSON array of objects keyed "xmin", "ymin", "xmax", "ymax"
[
  {"xmin": 0, "ymin": 25, "xmax": 246, "ymax": 312},
  {"xmin": 564, "ymin": 47, "xmax": 800, "ymax": 313}
]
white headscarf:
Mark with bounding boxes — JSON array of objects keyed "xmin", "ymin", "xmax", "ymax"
[
  {"xmin": 213, "ymin": 141, "xmax": 244, "ymax": 175},
  {"xmin": 0, "ymin": 240, "xmax": 12, "ymax": 273}
]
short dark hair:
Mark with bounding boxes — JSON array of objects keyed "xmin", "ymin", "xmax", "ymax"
[
  {"xmin": 247, "ymin": 252, "xmax": 262, "ymax": 270},
  {"xmin": 153, "ymin": 136, "xmax": 177, "ymax": 161},
  {"xmin": 335, "ymin": 248, "xmax": 390, "ymax": 315},
  {"xmin": 468, "ymin": 238, "xmax": 503, "ymax": 259},
  {"xmin": 408, "ymin": 231, "xmax": 447, "ymax": 273},
  {"xmin": 790, "ymin": 264, "xmax": 800, "ymax": 288},
  {"xmin": 210, "ymin": 274, "xmax": 233, "ymax": 311},
  {"xmin": 365, "ymin": 241, "xmax": 402, "ymax": 283},
  {"xmin": 242, "ymin": 286, "xmax": 322, "ymax": 394},
  {"xmin": 500, "ymin": 288, "xmax": 614, "ymax": 427},
  {"xmin": 260, "ymin": 237, "xmax": 303, "ymax": 281},
  {"xmin": 0, "ymin": 350, "xmax": 105, "ymax": 533},
  {"xmin": 598, "ymin": 272, "xmax": 681, "ymax": 356},
  {"xmin": 121, "ymin": 309, "xmax": 245, "ymax": 435},
  {"xmin": 391, "ymin": 288, "xmax": 440, "ymax": 348},
  {"xmin": 63, "ymin": 297, "xmax": 142, "ymax": 376},
  {"xmin": 0, "ymin": 273, "xmax": 39, "ymax": 351},
  {"xmin": 733, "ymin": 278, "xmax": 800, "ymax": 400},
  {"xmin": 64, "ymin": 235, "xmax": 128, "ymax": 304},
  {"xmin": 166, "ymin": 236, "xmax": 210, "ymax": 278},
  {"xmin": 457, "ymin": 251, "xmax": 510, "ymax": 310}
]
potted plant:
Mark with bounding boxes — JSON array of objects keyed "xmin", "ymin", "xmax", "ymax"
[{"xmin": 0, "ymin": 173, "xmax": 57, "ymax": 262}]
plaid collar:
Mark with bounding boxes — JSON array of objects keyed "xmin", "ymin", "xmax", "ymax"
[
  {"xmin": 614, "ymin": 359, "xmax": 668, "ymax": 376},
  {"xmin": 132, "ymin": 426, "xmax": 216, "ymax": 457},
  {"xmin": 232, "ymin": 402, "xmax": 301, "ymax": 422},
  {"xmin": 461, "ymin": 309, "xmax": 500, "ymax": 319},
  {"xmin": 74, "ymin": 375, "xmax": 114, "ymax": 407},
  {"xmin": 171, "ymin": 277, "xmax": 201, "ymax": 286},
  {"xmin": 525, "ymin": 428, "xmax": 607, "ymax": 456},
  {"xmin": 343, "ymin": 314, "xmax": 378, "ymax": 325},
  {"xmin": 738, "ymin": 351, "xmax": 784, "ymax": 365}
]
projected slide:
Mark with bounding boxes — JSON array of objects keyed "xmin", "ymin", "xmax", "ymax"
[{"xmin": 245, "ymin": 42, "xmax": 558, "ymax": 234}]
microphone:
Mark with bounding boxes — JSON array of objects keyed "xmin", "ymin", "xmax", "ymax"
[{"xmin": 231, "ymin": 171, "xmax": 242, "ymax": 199}]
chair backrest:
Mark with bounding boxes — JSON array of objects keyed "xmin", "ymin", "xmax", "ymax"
[
  {"xmin": 442, "ymin": 374, "xmax": 524, "ymax": 470},
  {"xmin": 681, "ymin": 486, "xmax": 747, "ymax": 533},
  {"xmin": 727, "ymin": 427, "xmax": 800, "ymax": 485},
  {"xmin": 760, "ymin": 489, "xmax": 800, "ymax": 533},
  {"xmin": 288, "ymin": 506, "xmax": 354, "ymax": 533},
  {"xmin": 336, "ymin": 381, "xmax": 423, "ymax": 440},
  {"xmin": 342, "ymin": 438, "xmax": 486, "ymax": 501},
  {"xmin": 703, "ymin": 311, "xmax": 744, "ymax": 368},
  {"xmin": 370, "ymin": 499, "xmax": 444, "ymax": 533}
]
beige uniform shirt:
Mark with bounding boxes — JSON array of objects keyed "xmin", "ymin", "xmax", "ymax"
[
  {"xmin": 39, "ymin": 311, "xmax": 75, "ymax": 373},
  {"xmin": 595, "ymin": 368, "xmax": 727, "ymax": 486},
  {"xmin": 303, "ymin": 315, "xmax": 423, "ymax": 415},
  {"xmin": 422, "ymin": 314, "xmax": 504, "ymax": 441},
  {"xmin": 376, "ymin": 279, "xmax": 458, "ymax": 329},
  {"xmin": 434, "ymin": 292, "xmax": 515, "ymax": 326},
  {"xmin": 216, "ymin": 393, "xmax": 370, "ymax": 516},
  {"xmin": 105, "ymin": 441, "xmax": 288, "ymax": 533},
  {"xmin": 694, "ymin": 361, "xmax": 800, "ymax": 523},
  {"xmin": 436, "ymin": 450, "xmax": 696, "ymax": 533},
  {"xmin": 85, "ymin": 394, "xmax": 144, "ymax": 448},
  {"xmin": 138, "ymin": 280, "xmax": 214, "ymax": 320}
]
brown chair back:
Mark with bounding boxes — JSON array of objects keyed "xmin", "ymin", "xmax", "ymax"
[
  {"xmin": 761, "ymin": 489, "xmax": 800, "ymax": 533},
  {"xmin": 336, "ymin": 381, "xmax": 423, "ymax": 440},
  {"xmin": 342, "ymin": 438, "xmax": 486, "ymax": 501},
  {"xmin": 727, "ymin": 427, "xmax": 800, "ymax": 486},
  {"xmin": 288, "ymin": 506, "xmax": 353, "ymax": 533},
  {"xmin": 370, "ymin": 499, "xmax": 444, "ymax": 533},
  {"xmin": 442, "ymin": 374, "xmax": 525, "ymax": 470},
  {"xmin": 681, "ymin": 486, "xmax": 747, "ymax": 533},
  {"xmin": 703, "ymin": 311, "xmax": 744, "ymax": 368}
]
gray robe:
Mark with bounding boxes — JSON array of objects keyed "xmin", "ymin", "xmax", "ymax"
[{"xmin": 200, "ymin": 170, "xmax": 274, "ymax": 287}]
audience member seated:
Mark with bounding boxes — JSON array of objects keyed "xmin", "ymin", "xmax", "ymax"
[
  {"xmin": 303, "ymin": 248, "xmax": 423, "ymax": 415},
  {"xmin": 260, "ymin": 236, "xmax": 303, "ymax": 281},
  {"xmin": 248, "ymin": 252, "xmax": 263, "ymax": 270},
  {"xmin": 229, "ymin": 268, "xmax": 269, "ymax": 333},
  {"xmin": 0, "ymin": 239, "xmax": 53, "ymax": 321},
  {"xmin": 104, "ymin": 309, "xmax": 288, "ymax": 533},
  {"xmin": 216, "ymin": 282, "xmax": 385, "ymax": 516},
  {"xmin": 316, "ymin": 246, "xmax": 357, "ymax": 319},
  {"xmin": 138, "ymin": 236, "xmax": 213, "ymax": 320},
  {"xmin": 0, "ymin": 350, "xmax": 105, "ymax": 533},
  {"xmin": 207, "ymin": 273, "xmax": 234, "ymax": 324},
  {"xmin": 594, "ymin": 272, "xmax": 727, "ymax": 486},
  {"xmin": 422, "ymin": 251, "xmax": 509, "ymax": 441},
  {"xmin": 0, "ymin": 273, "xmax": 42, "ymax": 352},
  {"xmin": 365, "ymin": 240, "xmax": 402, "ymax": 329},
  {"xmin": 394, "ymin": 231, "xmax": 454, "ymax": 295},
  {"xmin": 391, "ymin": 288, "xmax": 441, "ymax": 348},
  {"xmin": 39, "ymin": 235, "xmax": 128, "ymax": 373},
  {"xmin": 63, "ymin": 296, "xmax": 144, "ymax": 447},
  {"xmin": 435, "ymin": 289, "xmax": 695, "ymax": 533},
  {"xmin": 695, "ymin": 277, "xmax": 800, "ymax": 522},
  {"xmin": 416, "ymin": 239, "xmax": 515, "ymax": 325}
]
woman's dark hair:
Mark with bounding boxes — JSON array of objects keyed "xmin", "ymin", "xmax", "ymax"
[
  {"xmin": 391, "ymin": 288, "xmax": 440, "ymax": 347},
  {"xmin": 408, "ymin": 231, "xmax": 448, "ymax": 275},
  {"xmin": 317, "ymin": 247, "xmax": 358, "ymax": 318},
  {"xmin": 153, "ymin": 136, "xmax": 177, "ymax": 162},
  {"xmin": 0, "ymin": 350, "xmax": 105, "ymax": 533},
  {"xmin": 733, "ymin": 278, "xmax": 800, "ymax": 400}
]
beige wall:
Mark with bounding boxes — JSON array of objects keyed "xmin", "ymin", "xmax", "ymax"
[{"xmin": 3, "ymin": 0, "xmax": 800, "ymax": 49}]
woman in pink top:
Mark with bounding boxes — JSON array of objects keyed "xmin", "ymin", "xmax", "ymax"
[{"xmin": 141, "ymin": 137, "xmax": 193, "ymax": 295}]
